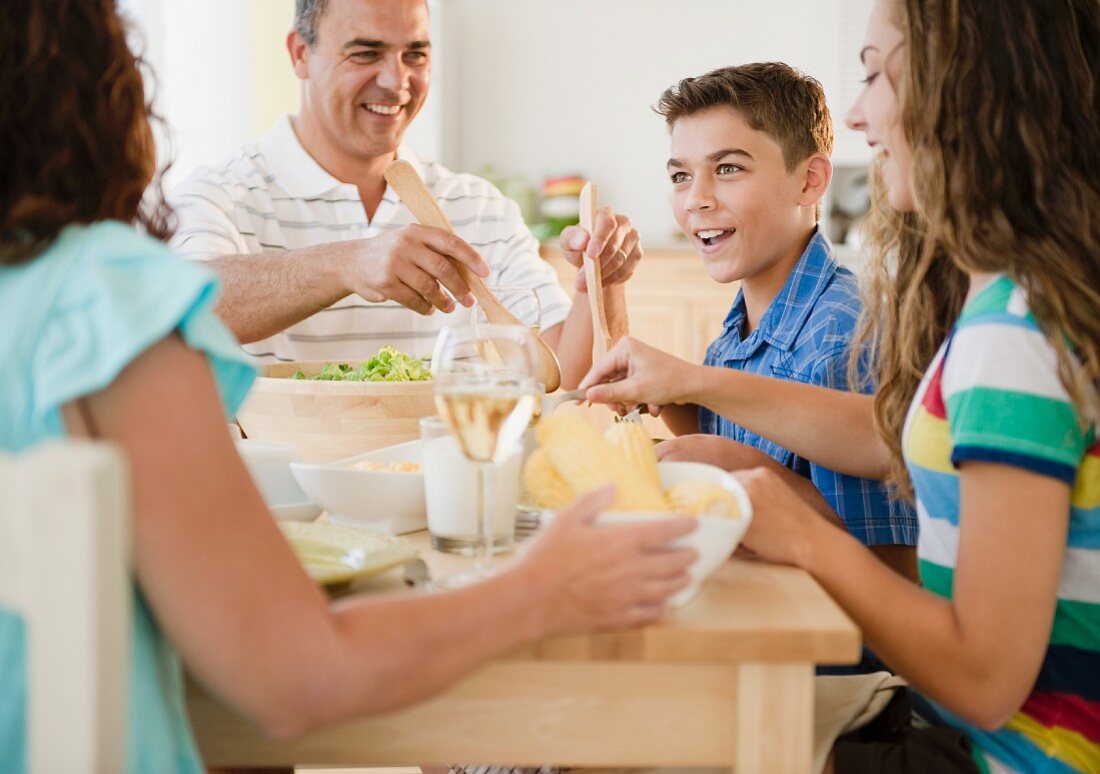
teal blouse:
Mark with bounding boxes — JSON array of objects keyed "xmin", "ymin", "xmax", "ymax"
[{"xmin": 0, "ymin": 221, "xmax": 255, "ymax": 773}]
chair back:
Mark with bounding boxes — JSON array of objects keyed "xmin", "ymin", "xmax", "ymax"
[{"xmin": 0, "ymin": 442, "xmax": 131, "ymax": 774}]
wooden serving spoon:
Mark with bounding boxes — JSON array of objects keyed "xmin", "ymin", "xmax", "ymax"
[
  {"xmin": 383, "ymin": 159, "xmax": 562, "ymax": 392},
  {"xmin": 579, "ymin": 182, "xmax": 614, "ymax": 363}
]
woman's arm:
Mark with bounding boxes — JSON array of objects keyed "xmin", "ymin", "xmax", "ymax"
[
  {"xmin": 581, "ymin": 337, "xmax": 889, "ymax": 479},
  {"xmin": 738, "ymin": 462, "xmax": 1069, "ymax": 728},
  {"xmin": 75, "ymin": 336, "xmax": 697, "ymax": 741}
]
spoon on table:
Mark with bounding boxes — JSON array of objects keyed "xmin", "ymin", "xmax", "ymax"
[{"xmin": 383, "ymin": 159, "xmax": 563, "ymax": 393}]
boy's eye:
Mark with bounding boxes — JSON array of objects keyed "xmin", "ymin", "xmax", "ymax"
[
  {"xmin": 717, "ymin": 163, "xmax": 741, "ymax": 175},
  {"xmin": 670, "ymin": 171, "xmax": 690, "ymax": 184}
]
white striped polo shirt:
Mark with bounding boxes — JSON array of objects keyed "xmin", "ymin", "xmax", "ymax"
[{"xmin": 167, "ymin": 114, "xmax": 571, "ymax": 364}]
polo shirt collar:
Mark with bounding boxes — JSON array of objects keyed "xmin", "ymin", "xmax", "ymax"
[
  {"xmin": 720, "ymin": 228, "xmax": 839, "ymax": 353},
  {"xmin": 258, "ymin": 114, "xmax": 425, "ymax": 200}
]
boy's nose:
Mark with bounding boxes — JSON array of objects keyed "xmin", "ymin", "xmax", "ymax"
[{"xmin": 685, "ymin": 185, "xmax": 716, "ymax": 214}]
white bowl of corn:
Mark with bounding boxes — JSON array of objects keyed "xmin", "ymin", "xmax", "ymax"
[{"xmin": 525, "ymin": 412, "xmax": 753, "ymax": 608}]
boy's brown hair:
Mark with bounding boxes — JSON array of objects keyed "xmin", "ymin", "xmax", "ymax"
[{"xmin": 655, "ymin": 62, "xmax": 834, "ymax": 171}]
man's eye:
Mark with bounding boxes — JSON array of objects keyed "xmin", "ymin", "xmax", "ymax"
[
  {"xmin": 670, "ymin": 171, "xmax": 689, "ymax": 184},
  {"xmin": 352, "ymin": 51, "xmax": 379, "ymax": 61},
  {"xmin": 404, "ymin": 51, "xmax": 429, "ymax": 63}
]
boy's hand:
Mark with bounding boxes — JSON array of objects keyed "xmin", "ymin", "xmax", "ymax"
[
  {"xmin": 657, "ymin": 434, "xmax": 777, "ymax": 470},
  {"xmin": 580, "ymin": 336, "xmax": 695, "ymax": 410},
  {"xmin": 559, "ymin": 206, "xmax": 642, "ymax": 292}
]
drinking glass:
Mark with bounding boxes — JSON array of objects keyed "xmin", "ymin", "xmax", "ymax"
[{"xmin": 431, "ymin": 324, "xmax": 539, "ymax": 586}]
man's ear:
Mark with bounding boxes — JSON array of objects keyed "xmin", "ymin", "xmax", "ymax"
[
  {"xmin": 799, "ymin": 153, "xmax": 833, "ymax": 208},
  {"xmin": 287, "ymin": 30, "xmax": 310, "ymax": 80}
]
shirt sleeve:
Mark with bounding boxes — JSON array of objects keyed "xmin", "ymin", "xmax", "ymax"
[
  {"xmin": 804, "ymin": 346, "xmax": 918, "ymax": 546},
  {"xmin": 167, "ymin": 169, "xmax": 249, "ymax": 259},
  {"xmin": 942, "ymin": 317, "xmax": 1087, "ymax": 484},
  {"xmin": 482, "ymin": 195, "xmax": 571, "ymax": 331},
  {"xmin": 33, "ymin": 222, "xmax": 255, "ymax": 421}
]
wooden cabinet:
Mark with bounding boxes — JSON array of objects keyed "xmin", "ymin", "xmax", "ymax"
[{"xmin": 540, "ymin": 244, "xmax": 738, "ymax": 438}]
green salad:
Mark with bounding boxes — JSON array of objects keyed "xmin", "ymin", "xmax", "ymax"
[{"xmin": 289, "ymin": 346, "xmax": 431, "ymax": 382}]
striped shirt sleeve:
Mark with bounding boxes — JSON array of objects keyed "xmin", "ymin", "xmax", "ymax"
[
  {"xmin": 942, "ymin": 317, "xmax": 1088, "ymax": 484},
  {"xmin": 168, "ymin": 172, "xmax": 249, "ymax": 259}
]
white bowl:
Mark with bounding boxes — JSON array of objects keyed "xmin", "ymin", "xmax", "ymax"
[
  {"xmin": 236, "ymin": 439, "xmax": 321, "ymax": 522},
  {"xmin": 546, "ymin": 461, "xmax": 753, "ymax": 608},
  {"xmin": 290, "ymin": 440, "xmax": 426, "ymax": 534}
]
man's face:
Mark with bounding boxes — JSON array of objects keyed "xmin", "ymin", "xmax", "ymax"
[
  {"xmin": 296, "ymin": 0, "xmax": 431, "ymax": 161},
  {"xmin": 668, "ymin": 107, "xmax": 811, "ymax": 285}
]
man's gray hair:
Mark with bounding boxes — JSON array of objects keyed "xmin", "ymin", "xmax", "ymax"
[{"xmin": 294, "ymin": 0, "xmax": 328, "ymax": 48}]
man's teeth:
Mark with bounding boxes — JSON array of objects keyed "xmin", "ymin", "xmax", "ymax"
[{"xmin": 365, "ymin": 103, "xmax": 402, "ymax": 115}]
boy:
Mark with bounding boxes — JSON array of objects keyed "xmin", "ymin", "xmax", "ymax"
[{"xmin": 646, "ymin": 63, "xmax": 918, "ymax": 582}]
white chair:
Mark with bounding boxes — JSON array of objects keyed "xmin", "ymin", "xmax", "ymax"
[{"xmin": 0, "ymin": 442, "xmax": 131, "ymax": 774}]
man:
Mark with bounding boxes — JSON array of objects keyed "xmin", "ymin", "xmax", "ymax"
[{"xmin": 170, "ymin": 0, "xmax": 638, "ymax": 388}]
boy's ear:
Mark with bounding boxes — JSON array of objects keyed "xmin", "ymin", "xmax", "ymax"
[
  {"xmin": 798, "ymin": 153, "xmax": 833, "ymax": 208},
  {"xmin": 287, "ymin": 30, "xmax": 310, "ymax": 80}
]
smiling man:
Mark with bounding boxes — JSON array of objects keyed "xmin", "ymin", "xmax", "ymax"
[{"xmin": 169, "ymin": 0, "xmax": 637, "ymax": 388}]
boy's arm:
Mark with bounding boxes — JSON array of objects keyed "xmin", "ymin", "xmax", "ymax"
[{"xmin": 659, "ymin": 403, "xmax": 701, "ymax": 436}]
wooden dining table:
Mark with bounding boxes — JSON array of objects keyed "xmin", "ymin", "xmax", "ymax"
[{"xmin": 186, "ymin": 529, "xmax": 860, "ymax": 773}]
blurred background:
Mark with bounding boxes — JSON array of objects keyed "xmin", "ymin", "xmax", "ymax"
[{"xmin": 118, "ymin": 0, "xmax": 874, "ymax": 257}]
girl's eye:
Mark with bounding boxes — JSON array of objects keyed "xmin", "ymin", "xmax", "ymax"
[
  {"xmin": 861, "ymin": 72, "xmax": 879, "ymax": 85},
  {"xmin": 670, "ymin": 171, "xmax": 689, "ymax": 184},
  {"xmin": 717, "ymin": 163, "xmax": 741, "ymax": 175}
]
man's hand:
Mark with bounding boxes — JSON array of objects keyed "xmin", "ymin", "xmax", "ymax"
[
  {"xmin": 342, "ymin": 224, "xmax": 491, "ymax": 315},
  {"xmin": 559, "ymin": 207, "xmax": 642, "ymax": 292}
]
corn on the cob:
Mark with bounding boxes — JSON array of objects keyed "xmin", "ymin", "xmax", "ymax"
[
  {"xmin": 521, "ymin": 448, "xmax": 575, "ymax": 509},
  {"xmin": 666, "ymin": 480, "xmax": 743, "ymax": 519},
  {"xmin": 605, "ymin": 421, "xmax": 661, "ymax": 490},
  {"xmin": 535, "ymin": 412, "xmax": 669, "ymax": 511}
]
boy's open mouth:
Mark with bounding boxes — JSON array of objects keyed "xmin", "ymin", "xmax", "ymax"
[{"xmin": 695, "ymin": 228, "xmax": 735, "ymax": 247}]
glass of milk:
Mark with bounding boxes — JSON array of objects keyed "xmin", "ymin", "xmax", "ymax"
[{"xmin": 420, "ymin": 415, "xmax": 520, "ymax": 558}]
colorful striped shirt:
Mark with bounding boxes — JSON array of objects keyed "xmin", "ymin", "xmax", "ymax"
[{"xmin": 903, "ymin": 275, "xmax": 1099, "ymax": 774}]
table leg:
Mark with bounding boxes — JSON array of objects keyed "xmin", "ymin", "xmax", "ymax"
[{"xmin": 734, "ymin": 663, "xmax": 813, "ymax": 774}]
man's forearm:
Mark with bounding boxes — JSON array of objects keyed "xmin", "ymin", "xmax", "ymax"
[{"xmin": 206, "ymin": 245, "xmax": 350, "ymax": 343}]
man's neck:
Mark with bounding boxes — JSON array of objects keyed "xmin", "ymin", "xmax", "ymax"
[
  {"xmin": 740, "ymin": 225, "xmax": 817, "ymax": 337},
  {"xmin": 289, "ymin": 114, "xmax": 393, "ymax": 220}
]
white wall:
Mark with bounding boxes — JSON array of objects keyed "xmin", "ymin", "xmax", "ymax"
[{"xmin": 437, "ymin": 0, "xmax": 874, "ymax": 245}]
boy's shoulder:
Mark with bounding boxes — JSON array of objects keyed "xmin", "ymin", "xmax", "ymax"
[{"xmin": 783, "ymin": 264, "xmax": 863, "ymax": 365}]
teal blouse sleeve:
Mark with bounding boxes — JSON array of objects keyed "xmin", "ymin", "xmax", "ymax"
[{"xmin": 31, "ymin": 221, "xmax": 254, "ymax": 421}]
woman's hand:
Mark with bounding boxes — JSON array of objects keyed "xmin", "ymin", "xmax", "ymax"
[
  {"xmin": 518, "ymin": 485, "xmax": 698, "ymax": 633},
  {"xmin": 579, "ymin": 337, "xmax": 697, "ymax": 414}
]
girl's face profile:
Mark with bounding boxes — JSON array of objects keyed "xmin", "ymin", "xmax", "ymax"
[{"xmin": 846, "ymin": 0, "xmax": 915, "ymax": 212}]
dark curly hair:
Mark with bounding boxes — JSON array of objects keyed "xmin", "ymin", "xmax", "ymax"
[{"xmin": 0, "ymin": 0, "xmax": 173, "ymax": 265}]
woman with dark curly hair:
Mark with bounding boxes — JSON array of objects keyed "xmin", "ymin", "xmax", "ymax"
[
  {"xmin": 0, "ymin": 3, "xmax": 697, "ymax": 772},
  {"xmin": 583, "ymin": 0, "xmax": 1100, "ymax": 771}
]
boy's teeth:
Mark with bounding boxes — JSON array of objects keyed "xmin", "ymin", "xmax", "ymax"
[{"xmin": 365, "ymin": 103, "xmax": 401, "ymax": 115}]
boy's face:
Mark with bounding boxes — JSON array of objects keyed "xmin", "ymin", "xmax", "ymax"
[{"xmin": 668, "ymin": 107, "xmax": 813, "ymax": 285}]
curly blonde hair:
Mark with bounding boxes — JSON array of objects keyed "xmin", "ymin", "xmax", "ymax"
[{"xmin": 854, "ymin": 0, "xmax": 1100, "ymax": 497}]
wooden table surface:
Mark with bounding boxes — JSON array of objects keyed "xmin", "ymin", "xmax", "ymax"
[{"xmin": 187, "ymin": 529, "xmax": 860, "ymax": 773}]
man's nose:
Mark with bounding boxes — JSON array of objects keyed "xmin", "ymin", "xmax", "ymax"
[{"xmin": 375, "ymin": 54, "xmax": 409, "ymax": 94}]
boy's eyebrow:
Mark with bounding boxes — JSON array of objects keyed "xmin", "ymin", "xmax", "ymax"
[
  {"xmin": 859, "ymin": 45, "xmax": 878, "ymax": 63},
  {"xmin": 666, "ymin": 148, "xmax": 753, "ymax": 170}
]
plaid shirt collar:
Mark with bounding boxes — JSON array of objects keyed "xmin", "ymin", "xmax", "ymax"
[{"xmin": 720, "ymin": 228, "xmax": 839, "ymax": 358}]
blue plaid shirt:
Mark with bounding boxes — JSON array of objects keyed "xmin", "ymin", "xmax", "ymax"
[{"xmin": 698, "ymin": 229, "xmax": 916, "ymax": 547}]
